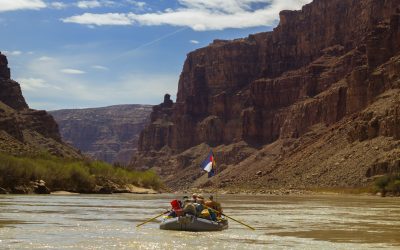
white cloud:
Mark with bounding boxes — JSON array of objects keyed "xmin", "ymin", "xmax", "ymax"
[
  {"xmin": 61, "ymin": 68, "xmax": 86, "ymax": 74},
  {"xmin": 50, "ymin": 2, "xmax": 68, "ymax": 9},
  {"xmin": 18, "ymin": 56, "xmax": 104, "ymax": 108},
  {"xmin": 126, "ymin": 0, "xmax": 146, "ymax": 8},
  {"xmin": 38, "ymin": 56, "xmax": 54, "ymax": 61},
  {"xmin": 102, "ymin": 1, "xmax": 118, "ymax": 7},
  {"xmin": 92, "ymin": 65, "xmax": 108, "ymax": 70},
  {"xmin": 16, "ymin": 55, "xmax": 178, "ymax": 110},
  {"xmin": 190, "ymin": 40, "xmax": 199, "ymax": 44},
  {"xmin": 76, "ymin": 0, "xmax": 102, "ymax": 9},
  {"xmin": 135, "ymin": 2, "xmax": 145, "ymax": 8},
  {"xmin": 61, "ymin": 0, "xmax": 313, "ymax": 30},
  {"xmin": 17, "ymin": 77, "xmax": 62, "ymax": 92},
  {"xmin": 3, "ymin": 50, "xmax": 22, "ymax": 56},
  {"xmin": 0, "ymin": 0, "xmax": 46, "ymax": 12},
  {"xmin": 17, "ymin": 77, "xmax": 46, "ymax": 91},
  {"xmin": 62, "ymin": 13, "xmax": 133, "ymax": 25},
  {"xmin": 178, "ymin": 0, "xmax": 265, "ymax": 13}
]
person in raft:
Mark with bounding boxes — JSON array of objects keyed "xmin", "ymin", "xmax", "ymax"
[
  {"xmin": 168, "ymin": 194, "xmax": 222, "ymax": 221},
  {"xmin": 182, "ymin": 196, "xmax": 197, "ymax": 216},
  {"xmin": 190, "ymin": 193, "xmax": 198, "ymax": 203},
  {"xmin": 205, "ymin": 195, "xmax": 223, "ymax": 216}
]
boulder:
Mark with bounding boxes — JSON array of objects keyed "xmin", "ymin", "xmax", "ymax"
[
  {"xmin": 33, "ymin": 180, "xmax": 50, "ymax": 194},
  {"xmin": 0, "ymin": 187, "xmax": 8, "ymax": 194}
]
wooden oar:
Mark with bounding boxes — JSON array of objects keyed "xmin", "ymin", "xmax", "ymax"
[
  {"xmin": 136, "ymin": 210, "xmax": 170, "ymax": 228},
  {"xmin": 204, "ymin": 205, "xmax": 255, "ymax": 230}
]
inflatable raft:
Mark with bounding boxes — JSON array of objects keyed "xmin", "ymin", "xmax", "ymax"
[{"xmin": 160, "ymin": 215, "xmax": 228, "ymax": 232}]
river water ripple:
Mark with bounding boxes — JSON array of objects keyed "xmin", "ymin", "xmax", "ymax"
[{"xmin": 0, "ymin": 194, "xmax": 399, "ymax": 249}]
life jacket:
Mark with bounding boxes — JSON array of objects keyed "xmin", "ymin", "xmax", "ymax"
[
  {"xmin": 205, "ymin": 200, "xmax": 222, "ymax": 216},
  {"xmin": 170, "ymin": 199, "xmax": 183, "ymax": 216},
  {"xmin": 171, "ymin": 199, "xmax": 181, "ymax": 210},
  {"xmin": 200, "ymin": 209, "xmax": 211, "ymax": 219},
  {"xmin": 205, "ymin": 200, "xmax": 221, "ymax": 211}
]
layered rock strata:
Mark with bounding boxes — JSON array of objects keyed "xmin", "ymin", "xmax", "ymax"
[
  {"xmin": 134, "ymin": 0, "xmax": 400, "ymax": 190},
  {"xmin": 50, "ymin": 105, "xmax": 152, "ymax": 165}
]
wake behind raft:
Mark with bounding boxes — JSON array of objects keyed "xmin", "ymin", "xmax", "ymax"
[{"xmin": 160, "ymin": 196, "xmax": 228, "ymax": 232}]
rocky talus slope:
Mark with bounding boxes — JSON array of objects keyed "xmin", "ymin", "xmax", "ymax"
[
  {"xmin": 50, "ymin": 105, "xmax": 152, "ymax": 165},
  {"xmin": 133, "ymin": 0, "xmax": 400, "ymax": 191},
  {"xmin": 0, "ymin": 52, "xmax": 80, "ymax": 158}
]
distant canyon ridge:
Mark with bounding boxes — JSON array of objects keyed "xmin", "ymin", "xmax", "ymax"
[{"xmin": 50, "ymin": 105, "xmax": 152, "ymax": 165}]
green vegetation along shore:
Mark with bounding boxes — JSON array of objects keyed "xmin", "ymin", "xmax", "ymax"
[
  {"xmin": 0, "ymin": 153, "xmax": 162, "ymax": 194},
  {"xmin": 374, "ymin": 174, "xmax": 400, "ymax": 197}
]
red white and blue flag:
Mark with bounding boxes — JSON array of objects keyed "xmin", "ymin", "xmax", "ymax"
[{"xmin": 201, "ymin": 151, "xmax": 216, "ymax": 178}]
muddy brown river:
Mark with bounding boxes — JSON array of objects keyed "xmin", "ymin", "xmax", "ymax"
[{"xmin": 0, "ymin": 194, "xmax": 399, "ymax": 249}]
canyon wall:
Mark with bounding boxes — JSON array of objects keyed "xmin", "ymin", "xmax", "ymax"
[
  {"xmin": 134, "ymin": 0, "xmax": 400, "ymax": 190},
  {"xmin": 51, "ymin": 105, "xmax": 152, "ymax": 165},
  {"xmin": 139, "ymin": 0, "xmax": 400, "ymax": 151}
]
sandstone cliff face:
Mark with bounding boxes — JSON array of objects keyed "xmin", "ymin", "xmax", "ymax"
[
  {"xmin": 0, "ymin": 52, "xmax": 79, "ymax": 158},
  {"xmin": 140, "ymin": 0, "xmax": 400, "ymax": 151},
  {"xmin": 51, "ymin": 105, "xmax": 152, "ymax": 165},
  {"xmin": 135, "ymin": 0, "xmax": 400, "ymax": 190}
]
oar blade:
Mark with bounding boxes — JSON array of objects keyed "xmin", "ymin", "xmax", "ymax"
[
  {"xmin": 136, "ymin": 211, "xmax": 169, "ymax": 228},
  {"xmin": 204, "ymin": 205, "xmax": 255, "ymax": 231}
]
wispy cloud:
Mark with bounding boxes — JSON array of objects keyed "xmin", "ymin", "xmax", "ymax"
[
  {"xmin": 61, "ymin": 0, "xmax": 313, "ymax": 31},
  {"xmin": 61, "ymin": 68, "xmax": 86, "ymax": 74},
  {"xmin": 17, "ymin": 77, "xmax": 47, "ymax": 91},
  {"xmin": 0, "ymin": 0, "xmax": 46, "ymax": 12},
  {"xmin": 38, "ymin": 56, "xmax": 54, "ymax": 61},
  {"xmin": 92, "ymin": 65, "xmax": 108, "ymax": 70},
  {"xmin": 63, "ymin": 13, "xmax": 132, "ymax": 25},
  {"xmin": 190, "ymin": 40, "xmax": 199, "ymax": 44},
  {"xmin": 50, "ymin": 2, "xmax": 68, "ymax": 10},
  {"xmin": 3, "ymin": 50, "xmax": 22, "ymax": 56},
  {"xmin": 17, "ymin": 55, "xmax": 177, "ymax": 110},
  {"xmin": 126, "ymin": 0, "xmax": 146, "ymax": 9},
  {"xmin": 17, "ymin": 77, "xmax": 62, "ymax": 92},
  {"xmin": 76, "ymin": 1, "xmax": 102, "ymax": 9},
  {"xmin": 76, "ymin": 0, "xmax": 119, "ymax": 9}
]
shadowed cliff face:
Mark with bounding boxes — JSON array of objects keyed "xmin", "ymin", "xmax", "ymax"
[
  {"xmin": 0, "ymin": 53, "xmax": 28, "ymax": 111},
  {"xmin": 50, "ymin": 105, "xmax": 152, "ymax": 165},
  {"xmin": 134, "ymin": 0, "xmax": 400, "ymax": 190},
  {"xmin": 0, "ymin": 52, "xmax": 80, "ymax": 158}
]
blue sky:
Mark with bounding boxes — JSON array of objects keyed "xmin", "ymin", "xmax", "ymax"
[{"xmin": 0, "ymin": 0, "xmax": 311, "ymax": 110}]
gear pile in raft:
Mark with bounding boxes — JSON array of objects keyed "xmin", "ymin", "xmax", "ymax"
[{"xmin": 160, "ymin": 193, "xmax": 228, "ymax": 231}]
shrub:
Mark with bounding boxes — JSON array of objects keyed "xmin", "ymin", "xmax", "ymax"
[
  {"xmin": 0, "ymin": 153, "xmax": 162, "ymax": 192},
  {"xmin": 374, "ymin": 174, "xmax": 400, "ymax": 196}
]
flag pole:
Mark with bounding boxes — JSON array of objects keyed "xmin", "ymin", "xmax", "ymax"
[{"xmin": 213, "ymin": 149, "xmax": 217, "ymax": 202}]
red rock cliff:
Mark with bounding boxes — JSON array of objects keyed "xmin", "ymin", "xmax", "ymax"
[
  {"xmin": 135, "ymin": 0, "xmax": 400, "ymax": 191},
  {"xmin": 139, "ymin": 0, "xmax": 400, "ymax": 152}
]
